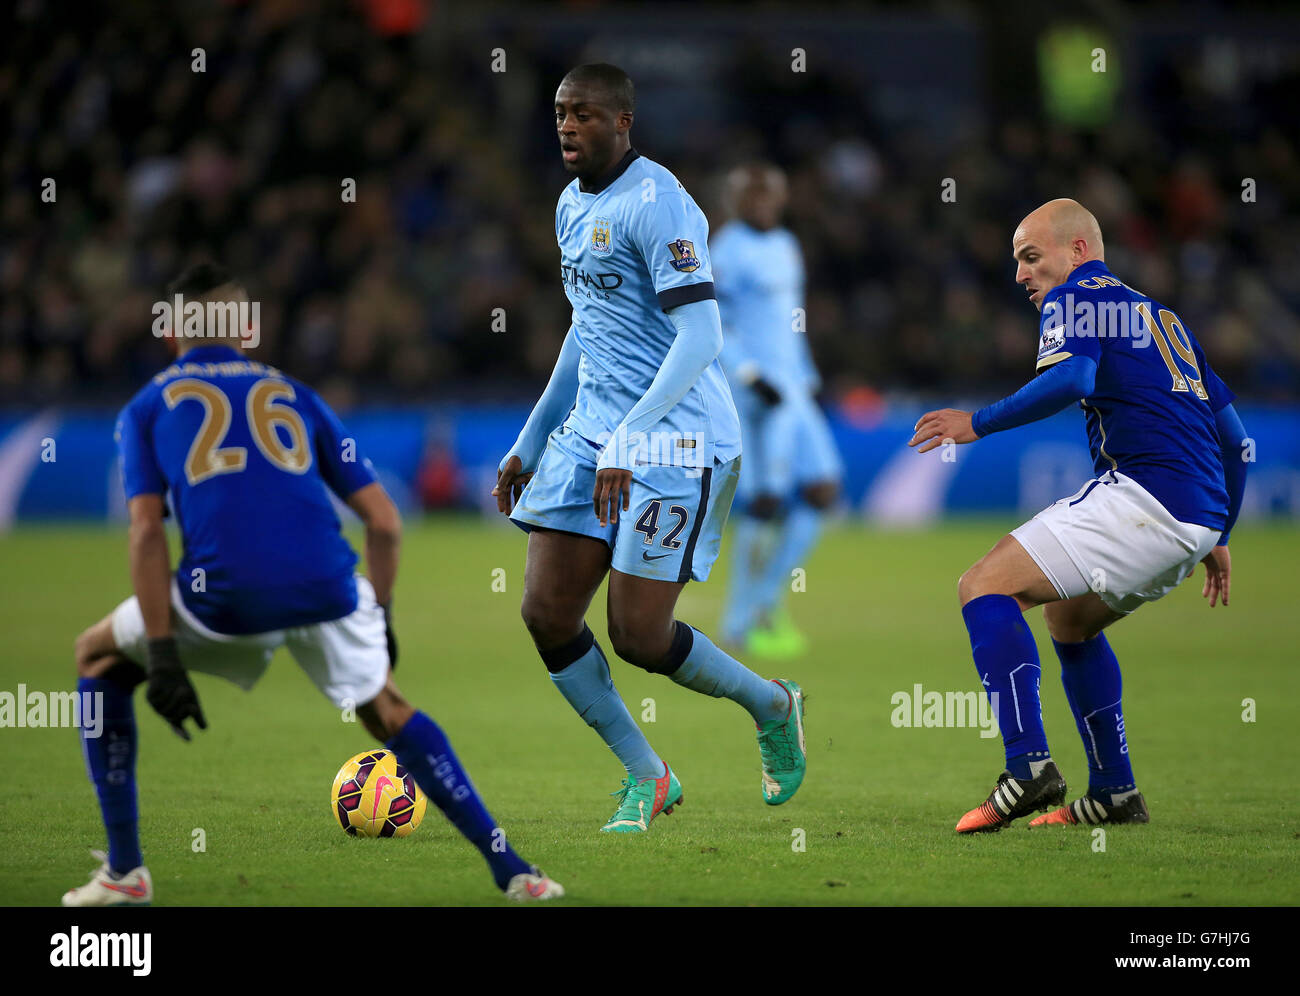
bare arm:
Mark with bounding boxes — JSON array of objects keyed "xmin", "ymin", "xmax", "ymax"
[
  {"xmin": 127, "ymin": 494, "xmax": 172, "ymax": 638},
  {"xmin": 347, "ymin": 481, "xmax": 401, "ymax": 605},
  {"xmin": 130, "ymin": 493, "xmax": 208, "ymax": 738}
]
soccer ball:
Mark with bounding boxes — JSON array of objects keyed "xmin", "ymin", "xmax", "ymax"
[{"xmin": 331, "ymin": 749, "xmax": 427, "ymax": 838}]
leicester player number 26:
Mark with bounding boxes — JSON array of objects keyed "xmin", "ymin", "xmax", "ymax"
[{"xmin": 162, "ymin": 377, "xmax": 313, "ymax": 486}]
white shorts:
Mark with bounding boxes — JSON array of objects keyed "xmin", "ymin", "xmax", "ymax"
[
  {"xmin": 1011, "ymin": 471, "xmax": 1221, "ymax": 614},
  {"xmin": 110, "ymin": 576, "xmax": 390, "ymax": 709}
]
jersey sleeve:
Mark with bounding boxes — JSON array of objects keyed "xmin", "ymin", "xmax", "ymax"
[
  {"xmin": 1035, "ymin": 288, "xmax": 1102, "ymax": 372},
  {"xmin": 629, "ymin": 176, "xmax": 716, "ymax": 313},
  {"xmin": 115, "ymin": 394, "xmax": 167, "ymax": 499},
  {"xmin": 1195, "ymin": 343, "xmax": 1236, "ymax": 412},
  {"xmin": 301, "ymin": 385, "xmax": 378, "ymax": 500}
]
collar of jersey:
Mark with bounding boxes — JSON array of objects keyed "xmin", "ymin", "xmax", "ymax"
[
  {"xmin": 578, "ymin": 146, "xmax": 640, "ymax": 196},
  {"xmin": 1067, "ymin": 259, "xmax": 1110, "ymax": 283},
  {"xmin": 174, "ymin": 344, "xmax": 244, "ymax": 363}
]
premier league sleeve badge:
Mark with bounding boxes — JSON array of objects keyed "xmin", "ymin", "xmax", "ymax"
[{"xmin": 667, "ymin": 238, "xmax": 700, "ymax": 272}]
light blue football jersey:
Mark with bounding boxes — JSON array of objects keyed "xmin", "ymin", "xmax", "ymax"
[
  {"xmin": 556, "ymin": 148, "xmax": 740, "ymax": 467},
  {"xmin": 712, "ymin": 220, "xmax": 820, "ymax": 396}
]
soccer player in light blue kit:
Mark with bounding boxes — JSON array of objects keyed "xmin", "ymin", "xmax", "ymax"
[
  {"xmin": 494, "ymin": 65, "xmax": 807, "ymax": 833},
  {"xmin": 65, "ymin": 263, "xmax": 561, "ymax": 904},
  {"xmin": 714, "ymin": 163, "xmax": 843, "ymax": 657},
  {"xmin": 910, "ymin": 200, "xmax": 1248, "ymax": 832}
]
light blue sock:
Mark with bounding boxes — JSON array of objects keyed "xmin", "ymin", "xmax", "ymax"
[
  {"xmin": 666, "ymin": 623, "xmax": 788, "ymax": 725},
  {"xmin": 753, "ymin": 503, "xmax": 823, "ymax": 618},
  {"xmin": 721, "ymin": 514, "xmax": 764, "ymax": 642},
  {"xmin": 544, "ymin": 626, "xmax": 663, "ymax": 783}
]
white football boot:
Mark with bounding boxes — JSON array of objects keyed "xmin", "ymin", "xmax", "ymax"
[
  {"xmin": 62, "ymin": 849, "xmax": 153, "ymax": 907},
  {"xmin": 504, "ymin": 869, "xmax": 565, "ymax": 902}
]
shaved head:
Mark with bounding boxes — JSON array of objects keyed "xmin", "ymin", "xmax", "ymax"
[
  {"xmin": 1016, "ymin": 198, "xmax": 1104, "ymax": 259},
  {"xmin": 1012, "ymin": 198, "xmax": 1105, "ymax": 311}
]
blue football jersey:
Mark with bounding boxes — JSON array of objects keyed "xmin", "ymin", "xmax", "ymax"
[
  {"xmin": 1035, "ymin": 260, "xmax": 1234, "ymax": 530},
  {"xmin": 712, "ymin": 220, "xmax": 820, "ymax": 395},
  {"xmin": 115, "ymin": 344, "xmax": 377, "ymax": 635},
  {"xmin": 556, "ymin": 148, "xmax": 740, "ymax": 467}
]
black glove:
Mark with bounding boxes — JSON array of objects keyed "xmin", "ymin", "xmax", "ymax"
[
  {"xmin": 750, "ymin": 376, "xmax": 783, "ymax": 407},
  {"xmin": 381, "ymin": 602, "xmax": 398, "ymax": 670},
  {"xmin": 145, "ymin": 636, "xmax": 207, "ymax": 741}
]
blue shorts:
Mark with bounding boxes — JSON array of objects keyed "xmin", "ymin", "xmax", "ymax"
[
  {"xmin": 510, "ymin": 425, "xmax": 740, "ymax": 583},
  {"xmin": 734, "ymin": 387, "xmax": 843, "ymax": 501}
]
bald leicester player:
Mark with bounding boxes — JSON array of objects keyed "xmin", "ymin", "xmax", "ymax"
[
  {"xmin": 909, "ymin": 199, "xmax": 1248, "ymax": 832},
  {"xmin": 493, "ymin": 64, "xmax": 807, "ymax": 834}
]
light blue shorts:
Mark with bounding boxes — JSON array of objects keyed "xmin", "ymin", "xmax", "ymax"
[
  {"xmin": 734, "ymin": 387, "xmax": 843, "ymax": 501},
  {"xmin": 510, "ymin": 425, "xmax": 740, "ymax": 583}
]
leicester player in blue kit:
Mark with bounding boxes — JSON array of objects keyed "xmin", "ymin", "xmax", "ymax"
[
  {"xmin": 493, "ymin": 65, "xmax": 807, "ymax": 833},
  {"xmin": 910, "ymin": 200, "xmax": 1248, "ymax": 832},
  {"xmin": 64, "ymin": 263, "xmax": 562, "ymax": 904},
  {"xmin": 714, "ymin": 163, "xmax": 843, "ymax": 658}
]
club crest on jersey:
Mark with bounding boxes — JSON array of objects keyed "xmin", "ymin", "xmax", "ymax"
[
  {"xmin": 667, "ymin": 238, "xmax": 700, "ymax": 273},
  {"xmin": 590, "ymin": 219, "xmax": 613, "ymax": 257}
]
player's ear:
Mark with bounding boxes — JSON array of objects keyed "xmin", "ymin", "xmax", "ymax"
[{"xmin": 616, "ymin": 110, "xmax": 633, "ymax": 134}]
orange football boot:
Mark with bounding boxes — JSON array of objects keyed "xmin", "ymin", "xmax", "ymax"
[{"xmin": 956, "ymin": 762, "xmax": 1066, "ymax": 833}]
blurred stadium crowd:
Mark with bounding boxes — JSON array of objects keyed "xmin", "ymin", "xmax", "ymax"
[{"xmin": 3, "ymin": 1, "xmax": 1298, "ymax": 409}]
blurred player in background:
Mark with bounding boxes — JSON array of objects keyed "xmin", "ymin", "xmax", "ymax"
[
  {"xmin": 910, "ymin": 200, "xmax": 1248, "ymax": 833},
  {"xmin": 494, "ymin": 65, "xmax": 807, "ymax": 833},
  {"xmin": 713, "ymin": 164, "xmax": 843, "ymax": 658},
  {"xmin": 66, "ymin": 263, "xmax": 561, "ymax": 905}
]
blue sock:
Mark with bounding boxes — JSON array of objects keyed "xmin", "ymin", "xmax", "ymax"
[
  {"xmin": 544, "ymin": 626, "xmax": 663, "ymax": 783},
  {"xmin": 665, "ymin": 622, "xmax": 788, "ymax": 725},
  {"xmin": 721, "ymin": 514, "xmax": 765, "ymax": 642},
  {"xmin": 753, "ymin": 504, "xmax": 823, "ymax": 618},
  {"xmin": 1054, "ymin": 634, "xmax": 1136, "ymax": 803},
  {"xmin": 961, "ymin": 594, "xmax": 1050, "ymax": 778},
  {"xmin": 387, "ymin": 711, "xmax": 530, "ymax": 891},
  {"xmin": 79, "ymin": 677, "xmax": 142, "ymax": 875}
]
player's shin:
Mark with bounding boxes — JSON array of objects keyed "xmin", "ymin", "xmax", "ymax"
[
  {"xmin": 1054, "ymin": 635, "xmax": 1137, "ymax": 803},
  {"xmin": 386, "ymin": 711, "xmax": 530, "ymax": 891},
  {"xmin": 721, "ymin": 514, "xmax": 764, "ymax": 643},
  {"xmin": 753, "ymin": 503, "xmax": 822, "ymax": 620},
  {"xmin": 78, "ymin": 677, "xmax": 142, "ymax": 874},
  {"xmin": 961, "ymin": 594, "xmax": 1051, "ymax": 778},
  {"xmin": 544, "ymin": 625, "xmax": 664, "ymax": 782},
  {"xmin": 663, "ymin": 621, "xmax": 788, "ymax": 724}
]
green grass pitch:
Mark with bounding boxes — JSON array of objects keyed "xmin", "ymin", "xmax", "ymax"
[{"xmin": 1, "ymin": 517, "xmax": 1296, "ymax": 906}]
